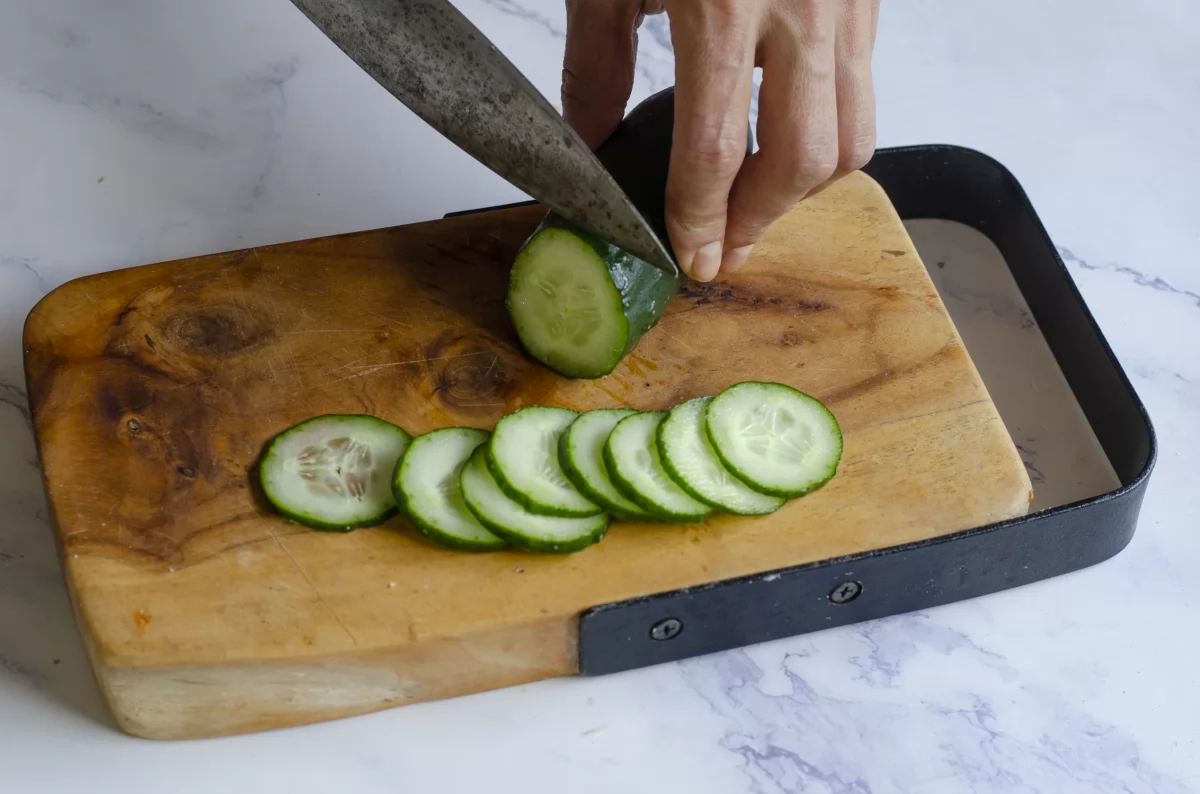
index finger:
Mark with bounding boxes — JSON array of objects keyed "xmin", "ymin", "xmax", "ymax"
[{"xmin": 663, "ymin": 0, "xmax": 759, "ymax": 281}]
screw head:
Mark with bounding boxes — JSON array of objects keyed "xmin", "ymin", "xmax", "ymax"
[
  {"xmin": 649, "ymin": 617, "xmax": 683, "ymax": 641},
  {"xmin": 829, "ymin": 581, "xmax": 862, "ymax": 604}
]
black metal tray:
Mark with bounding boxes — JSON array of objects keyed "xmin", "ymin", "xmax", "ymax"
[{"xmin": 447, "ymin": 144, "xmax": 1157, "ymax": 676}]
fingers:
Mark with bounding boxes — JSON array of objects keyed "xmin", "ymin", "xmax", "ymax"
[
  {"xmin": 806, "ymin": 0, "xmax": 879, "ymax": 201},
  {"xmin": 562, "ymin": 0, "xmax": 647, "ymax": 149},
  {"xmin": 721, "ymin": 2, "xmax": 840, "ymax": 275},
  {"xmin": 663, "ymin": 0, "xmax": 759, "ymax": 281}
]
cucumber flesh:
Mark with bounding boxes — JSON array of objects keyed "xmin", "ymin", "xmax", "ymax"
[
  {"xmin": 604, "ymin": 411, "xmax": 714, "ymax": 522},
  {"xmin": 507, "ymin": 218, "xmax": 680, "ymax": 380},
  {"xmin": 487, "ymin": 406, "xmax": 602, "ymax": 517},
  {"xmin": 259, "ymin": 414, "xmax": 411, "ymax": 531},
  {"xmin": 393, "ymin": 427, "xmax": 506, "ymax": 551},
  {"xmin": 659, "ymin": 398, "xmax": 786, "ymax": 515},
  {"xmin": 705, "ymin": 382, "xmax": 843, "ymax": 498},
  {"xmin": 460, "ymin": 448, "xmax": 609, "ymax": 553}
]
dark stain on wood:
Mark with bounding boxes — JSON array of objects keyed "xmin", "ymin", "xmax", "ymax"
[
  {"xmin": 158, "ymin": 305, "xmax": 274, "ymax": 357},
  {"xmin": 424, "ymin": 330, "xmax": 552, "ymax": 414},
  {"xmin": 677, "ymin": 280, "xmax": 832, "ymax": 313}
]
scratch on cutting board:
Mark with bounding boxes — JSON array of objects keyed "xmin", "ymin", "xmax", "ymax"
[
  {"xmin": 345, "ymin": 351, "xmax": 491, "ymax": 370},
  {"xmin": 655, "ymin": 326, "xmax": 698, "ymax": 353},
  {"xmin": 265, "ymin": 525, "xmax": 359, "ymax": 648},
  {"xmin": 303, "ymin": 350, "xmax": 491, "ymax": 394},
  {"xmin": 319, "ymin": 348, "xmax": 393, "ymax": 378}
]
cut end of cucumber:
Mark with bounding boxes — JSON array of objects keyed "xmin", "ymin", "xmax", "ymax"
[
  {"xmin": 705, "ymin": 382, "xmax": 843, "ymax": 498},
  {"xmin": 508, "ymin": 227, "xmax": 628, "ymax": 379},
  {"xmin": 394, "ymin": 427, "xmax": 506, "ymax": 551},
  {"xmin": 259, "ymin": 415, "xmax": 412, "ymax": 531},
  {"xmin": 658, "ymin": 398, "xmax": 786, "ymax": 516}
]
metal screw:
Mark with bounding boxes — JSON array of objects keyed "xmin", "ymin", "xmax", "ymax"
[
  {"xmin": 649, "ymin": 618, "xmax": 683, "ymax": 641},
  {"xmin": 829, "ymin": 581, "xmax": 862, "ymax": 604}
]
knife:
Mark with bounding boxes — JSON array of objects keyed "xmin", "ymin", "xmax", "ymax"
[{"xmin": 287, "ymin": 0, "xmax": 677, "ymax": 274}]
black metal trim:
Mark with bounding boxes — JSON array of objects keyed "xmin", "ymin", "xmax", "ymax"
[{"xmin": 444, "ymin": 144, "xmax": 1157, "ymax": 676}]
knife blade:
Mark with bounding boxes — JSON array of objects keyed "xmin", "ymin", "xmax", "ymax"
[{"xmin": 288, "ymin": 0, "xmax": 677, "ymax": 274}]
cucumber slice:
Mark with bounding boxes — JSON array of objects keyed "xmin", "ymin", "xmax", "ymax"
[
  {"xmin": 461, "ymin": 448, "xmax": 609, "ymax": 553},
  {"xmin": 559, "ymin": 409, "xmax": 656, "ymax": 522},
  {"xmin": 487, "ymin": 406, "xmax": 602, "ymax": 518},
  {"xmin": 658, "ymin": 398, "xmax": 787, "ymax": 515},
  {"xmin": 604, "ymin": 411, "xmax": 714, "ymax": 523},
  {"xmin": 507, "ymin": 216, "xmax": 680, "ymax": 379},
  {"xmin": 705, "ymin": 382, "xmax": 843, "ymax": 498},
  {"xmin": 393, "ymin": 427, "xmax": 506, "ymax": 551},
  {"xmin": 259, "ymin": 414, "xmax": 412, "ymax": 531}
]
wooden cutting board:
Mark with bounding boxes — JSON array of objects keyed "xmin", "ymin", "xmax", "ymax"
[{"xmin": 24, "ymin": 171, "xmax": 1031, "ymax": 739}]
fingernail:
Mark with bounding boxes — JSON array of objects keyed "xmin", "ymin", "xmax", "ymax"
[
  {"xmin": 689, "ymin": 240, "xmax": 723, "ymax": 282},
  {"xmin": 722, "ymin": 245, "xmax": 754, "ymax": 274}
]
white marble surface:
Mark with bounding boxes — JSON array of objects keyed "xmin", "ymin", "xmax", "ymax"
[{"xmin": 2, "ymin": 0, "xmax": 1198, "ymax": 790}]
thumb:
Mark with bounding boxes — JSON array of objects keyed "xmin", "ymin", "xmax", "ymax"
[{"xmin": 562, "ymin": 0, "xmax": 644, "ymax": 149}]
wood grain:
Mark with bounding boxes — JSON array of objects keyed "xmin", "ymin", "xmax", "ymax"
[{"xmin": 24, "ymin": 171, "xmax": 1031, "ymax": 739}]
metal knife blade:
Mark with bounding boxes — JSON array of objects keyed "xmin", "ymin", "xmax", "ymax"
[{"xmin": 288, "ymin": 0, "xmax": 677, "ymax": 273}]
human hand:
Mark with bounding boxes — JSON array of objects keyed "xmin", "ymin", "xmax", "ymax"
[{"xmin": 562, "ymin": 0, "xmax": 880, "ymax": 281}]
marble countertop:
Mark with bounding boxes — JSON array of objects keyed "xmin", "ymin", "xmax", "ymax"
[{"xmin": 2, "ymin": 0, "xmax": 1197, "ymax": 791}]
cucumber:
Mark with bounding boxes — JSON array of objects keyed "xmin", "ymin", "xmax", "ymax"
[
  {"xmin": 392, "ymin": 427, "xmax": 506, "ymax": 551},
  {"xmin": 507, "ymin": 216, "xmax": 681, "ymax": 379},
  {"xmin": 705, "ymin": 382, "xmax": 843, "ymax": 498},
  {"xmin": 658, "ymin": 398, "xmax": 787, "ymax": 515},
  {"xmin": 559, "ymin": 409, "xmax": 656, "ymax": 522},
  {"xmin": 604, "ymin": 411, "xmax": 714, "ymax": 523},
  {"xmin": 507, "ymin": 90, "xmax": 685, "ymax": 382},
  {"xmin": 259, "ymin": 414, "xmax": 412, "ymax": 531},
  {"xmin": 486, "ymin": 406, "xmax": 602, "ymax": 517},
  {"xmin": 460, "ymin": 448, "xmax": 609, "ymax": 553}
]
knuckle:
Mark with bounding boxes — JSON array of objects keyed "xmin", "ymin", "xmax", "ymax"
[
  {"xmin": 785, "ymin": 144, "xmax": 839, "ymax": 191},
  {"xmin": 839, "ymin": 132, "xmax": 876, "ymax": 173},
  {"xmin": 683, "ymin": 125, "xmax": 747, "ymax": 173}
]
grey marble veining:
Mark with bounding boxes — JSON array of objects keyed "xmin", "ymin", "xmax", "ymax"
[{"xmin": 1, "ymin": 0, "xmax": 1198, "ymax": 791}]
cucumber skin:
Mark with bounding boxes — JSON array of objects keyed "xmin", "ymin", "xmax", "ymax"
[
  {"xmin": 557, "ymin": 423, "xmax": 657, "ymax": 523},
  {"xmin": 464, "ymin": 498, "xmax": 610, "ymax": 554},
  {"xmin": 603, "ymin": 413, "xmax": 716, "ymax": 524},
  {"xmin": 704, "ymin": 381, "xmax": 844, "ymax": 499},
  {"xmin": 468, "ymin": 507, "xmax": 609, "ymax": 554},
  {"xmin": 271, "ymin": 502, "xmax": 396, "ymax": 534},
  {"xmin": 391, "ymin": 431, "xmax": 507, "ymax": 552},
  {"xmin": 655, "ymin": 401, "xmax": 786, "ymax": 517},
  {"xmin": 259, "ymin": 414, "xmax": 409, "ymax": 533},
  {"xmin": 508, "ymin": 213, "xmax": 682, "ymax": 380}
]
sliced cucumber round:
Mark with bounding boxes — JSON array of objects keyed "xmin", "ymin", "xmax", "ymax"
[
  {"xmin": 559, "ymin": 408, "xmax": 656, "ymax": 522},
  {"xmin": 658, "ymin": 398, "xmax": 786, "ymax": 515},
  {"xmin": 604, "ymin": 411, "xmax": 714, "ymax": 523},
  {"xmin": 705, "ymin": 382, "xmax": 843, "ymax": 498},
  {"xmin": 461, "ymin": 448, "xmax": 609, "ymax": 553},
  {"xmin": 259, "ymin": 414, "xmax": 412, "ymax": 531},
  {"xmin": 393, "ymin": 427, "xmax": 506, "ymax": 551},
  {"xmin": 486, "ymin": 406, "xmax": 602, "ymax": 518}
]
